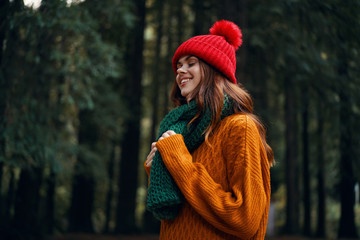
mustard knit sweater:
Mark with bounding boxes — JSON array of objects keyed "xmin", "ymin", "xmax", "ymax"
[{"xmin": 145, "ymin": 114, "xmax": 271, "ymax": 239}]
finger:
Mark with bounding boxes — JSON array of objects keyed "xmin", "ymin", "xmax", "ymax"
[
  {"xmin": 147, "ymin": 147, "xmax": 157, "ymax": 159},
  {"xmin": 150, "ymin": 147, "xmax": 157, "ymax": 155},
  {"xmin": 149, "ymin": 151, "xmax": 155, "ymax": 161},
  {"xmin": 146, "ymin": 152, "xmax": 154, "ymax": 164},
  {"xmin": 146, "ymin": 152, "xmax": 152, "ymax": 163},
  {"xmin": 162, "ymin": 132, "xmax": 170, "ymax": 138},
  {"xmin": 146, "ymin": 148, "xmax": 157, "ymax": 159},
  {"xmin": 167, "ymin": 130, "xmax": 176, "ymax": 135},
  {"xmin": 151, "ymin": 142, "xmax": 157, "ymax": 149},
  {"xmin": 146, "ymin": 159, "xmax": 152, "ymax": 167},
  {"xmin": 149, "ymin": 151, "xmax": 156, "ymax": 162},
  {"xmin": 158, "ymin": 137, "xmax": 164, "ymax": 141}
]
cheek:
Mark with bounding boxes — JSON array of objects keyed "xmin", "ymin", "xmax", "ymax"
[
  {"xmin": 194, "ymin": 72, "xmax": 202, "ymax": 86},
  {"xmin": 196, "ymin": 67, "xmax": 203, "ymax": 81},
  {"xmin": 193, "ymin": 79, "xmax": 201, "ymax": 90}
]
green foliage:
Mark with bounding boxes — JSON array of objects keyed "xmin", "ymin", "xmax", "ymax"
[
  {"xmin": 246, "ymin": 0, "xmax": 360, "ymax": 235},
  {"xmin": 1, "ymin": 0, "xmax": 124, "ymax": 172},
  {"xmin": 0, "ymin": 0, "xmax": 358, "ymax": 236}
]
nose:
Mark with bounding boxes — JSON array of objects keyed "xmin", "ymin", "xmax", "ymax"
[{"xmin": 176, "ymin": 66, "xmax": 187, "ymax": 74}]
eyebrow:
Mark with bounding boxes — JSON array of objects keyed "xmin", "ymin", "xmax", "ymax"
[{"xmin": 177, "ymin": 55, "xmax": 196, "ymax": 65}]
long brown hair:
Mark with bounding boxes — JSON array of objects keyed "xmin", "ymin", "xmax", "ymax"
[{"xmin": 170, "ymin": 59, "xmax": 274, "ymax": 165}]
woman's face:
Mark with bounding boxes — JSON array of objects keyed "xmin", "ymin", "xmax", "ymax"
[{"xmin": 176, "ymin": 55, "xmax": 202, "ymax": 101}]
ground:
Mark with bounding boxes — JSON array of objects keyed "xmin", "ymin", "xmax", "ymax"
[
  {"xmin": 47, "ymin": 234, "xmax": 360, "ymax": 240},
  {"xmin": 47, "ymin": 234, "xmax": 159, "ymax": 240},
  {"xmin": 46, "ymin": 234, "xmax": 327, "ymax": 240}
]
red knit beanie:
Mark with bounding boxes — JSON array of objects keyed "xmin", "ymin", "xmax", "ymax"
[{"xmin": 172, "ymin": 20, "xmax": 242, "ymax": 84}]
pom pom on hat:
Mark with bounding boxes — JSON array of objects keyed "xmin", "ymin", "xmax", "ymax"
[
  {"xmin": 209, "ymin": 20, "xmax": 243, "ymax": 50},
  {"xmin": 172, "ymin": 20, "xmax": 243, "ymax": 84}
]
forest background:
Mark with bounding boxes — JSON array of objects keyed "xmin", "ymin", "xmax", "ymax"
[{"xmin": 0, "ymin": 0, "xmax": 359, "ymax": 239}]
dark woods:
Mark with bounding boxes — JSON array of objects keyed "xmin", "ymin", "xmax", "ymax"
[{"xmin": 0, "ymin": 0, "xmax": 359, "ymax": 239}]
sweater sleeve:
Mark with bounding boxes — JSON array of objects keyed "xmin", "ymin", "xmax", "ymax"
[
  {"xmin": 156, "ymin": 116, "xmax": 270, "ymax": 239},
  {"xmin": 144, "ymin": 161, "xmax": 151, "ymax": 176},
  {"xmin": 144, "ymin": 161, "xmax": 151, "ymax": 188}
]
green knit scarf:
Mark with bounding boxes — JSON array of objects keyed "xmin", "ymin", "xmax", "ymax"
[{"xmin": 146, "ymin": 96, "xmax": 234, "ymax": 220}]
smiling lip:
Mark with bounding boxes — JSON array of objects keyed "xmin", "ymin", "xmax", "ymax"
[{"xmin": 179, "ymin": 78, "xmax": 191, "ymax": 87}]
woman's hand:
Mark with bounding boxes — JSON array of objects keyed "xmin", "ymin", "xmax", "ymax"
[
  {"xmin": 158, "ymin": 130, "xmax": 176, "ymax": 141},
  {"xmin": 145, "ymin": 130, "xmax": 176, "ymax": 167},
  {"xmin": 146, "ymin": 142, "xmax": 157, "ymax": 167}
]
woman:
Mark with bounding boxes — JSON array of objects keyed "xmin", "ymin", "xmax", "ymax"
[{"xmin": 145, "ymin": 20, "xmax": 274, "ymax": 239}]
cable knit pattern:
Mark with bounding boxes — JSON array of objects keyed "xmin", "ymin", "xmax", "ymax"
[
  {"xmin": 145, "ymin": 114, "xmax": 271, "ymax": 239},
  {"xmin": 146, "ymin": 98, "xmax": 233, "ymax": 220}
]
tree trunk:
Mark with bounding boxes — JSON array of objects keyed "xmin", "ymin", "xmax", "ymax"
[
  {"xmin": 0, "ymin": 0, "xmax": 10, "ymax": 223},
  {"xmin": 13, "ymin": 166, "xmax": 43, "ymax": 238},
  {"xmin": 115, "ymin": 0, "xmax": 146, "ymax": 233},
  {"xmin": 5, "ymin": 167, "xmax": 15, "ymax": 221},
  {"xmin": 176, "ymin": 0, "xmax": 183, "ymax": 46},
  {"xmin": 337, "ymin": 55, "xmax": 358, "ymax": 238},
  {"xmin": 68, "ymin": 154, "xmax": 95, "ymax": 233},
  {"xmin": 162, "ymin": 0, "xmax": 174, "ymax": 116},
  {"xmin": 284, "ymin": 76, "xmax": 299, "ymax": 234},
  {"xmin": 217, "ymin": 0, "xmax": 247, "ymax": 84},
  {"xmin": 338, "ymin": 94, "xmax": 357, "ymax": 238},
  {"xmin": 316, "ymin": 97, "xmax": 326, "ymax": 238},
  {"xmin": 0, "ymin": 0, "xmax": 9, "ymax": 64},
  {"xmin": 68, "ymin": 155, "xmax": 95, "ymax": 233},
  {"xmin": 0, "ymin": 162, "xmax": 3, "ymax": 220},
  {"xmin": 104, "ymin": 141, "xmax": 116, "ymax": 233},
  {"xmin": 45, "ymin": 169, "xmax": 56, "ymax": 234},
  {"xmin": 150, "ymin": 0, "xmax": 164, "ymax": 143},
  {"xmin": 302, "ymin": 84, "xmax": 311, "ymax": 236},
  {"xmin": 217, "ymin": 0, "xmax": 241, "ymax": 22},
  {"xmin": 193, "ymin": 0, "xmax": 207, "ymax": 35},
  {"xmin": 143, "ymin": 0, "xmax": 165, "ymax": 233},
  {"xmin": 68, "ymin": 110, "xmax": 96, "ymax": 233}
]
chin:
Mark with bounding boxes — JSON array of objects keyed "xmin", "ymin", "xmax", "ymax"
[{"xmin": 181, "ymin": 92, "xmax": 189, "ymax": 98}]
